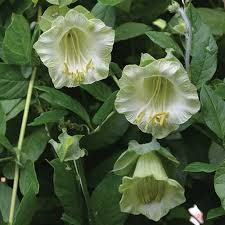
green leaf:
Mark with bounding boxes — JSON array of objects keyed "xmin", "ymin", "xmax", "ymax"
[
  {"xmin": 188, "ymin": 5, "xmax": 218, "ymax": 88},
  {"xmin": 39, "ymin": 6, "xmax": 69, "ymax": 32},
  {"xmin": 0, "ymin": 103, "xmax": 6, "ymax": 135},
  {"xmin": 22, "ymin": 128, "xmax": 49, "ymax": 162},
  {"xmin": 157, "ymin": 147, "xmax": 179, "ymax": 165},
  {"xmin": 198, "ymin": 8, "xmax": 225, "ymax": 36},
  {"xmin": 13, "ymin": 0, "xmax": 33, "ymax": 14},
  {"xmin": 146, "ymin": 31, "xmax": 183, "ymax": 56},
  {"xmin": 0, "ymin": 27, "xmax": 5, "ymax": 59},
  {"xmin": 13, "ymin": 188, "xmax": 38, "ymax": 225},
  {"xmin": 91, "ymin": 3, "xmax": 116, "ymax": 27},
  {"xmin": 19, "ymin": 161, "xmax": 39, "ymax": 195},
  {"xmin": 0, "ymin": 183, "xmax": 19, "ymax": 223},
  {"xmin": 130, "ymin": 0, "xmax": 170, "ymax": 22},
  {"xmin": 200, "ymin": 85, "xmax": 225, "ymax": 139},
  {"xmin": 0, "ymin": 64, "xmax": 28, "ymax": 100},
  {"xmin": 214, "ymin": 160, "xmax": 225, "ymax": 209},
  {"xmin": 92, "ymin": 91, "xmax": 117, "ymax": 125},
  {"xmin": 214, "ymin": 82, "xmax": 225, "ymax": 99},
  {"xmin": 113, "ymin": 150, "xmax": 139, "ymax": 176},
  {"xmin": 91, "ymin": 173, "xmax": 127, "ymax": 225},
  {"xmin": 80, "ymin": 81, "xmax": 112, "ymax": 102},
  {"xmin": 37, "ymin": 86, "xmax": 91, "ymax": 126},
  {"xmin": 97, "ymin": 0, "xmax": 124, "ymax": 6},
  {"xmin": 82, "ymin": 112, "xmax": 129, "ymax": 151},
  {"xmin": 1, "ymin": 99, "xmax": 26, "ymax": 121},
  {"xmin": 50, "ymin": 159, "xmax": 84, "ymax": 224},
  {"xmin": 207, "ymin": 207, "xmax": 225, "ymax": 220},
  {"xmin": 3, "ymin": 14, "xmax": 31, "ymax": 64},
  {"xmin": 29, "ymin": 110, "xmax": 68, "ymax": 126},
  {"xmin": 3, "ymin": 162, "xmax": 14, "ymax": 180},
  {"xmin": 209, "ymin": 142, "xmax": 225, "ymax": 165},
  {"xmin": 116, "ymin": 22, "xmax": 151, "ymax": 42},
  {"xmin": 184, "ymin": 162, "xmax": 218, "ymax": 173},
  {"xmin": 0, "ymin": 134, "xmax": 14, "ymax": 152}
]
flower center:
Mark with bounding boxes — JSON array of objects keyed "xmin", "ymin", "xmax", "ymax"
[
  {"xmin": 135, "ymin": 76, "xmax": 176, "ymax": 128},
  {"xmin": 137, "ymin": 176, "xmax": 165, "ymax": 204},
  {"xmin": 60, "ymin": 28, "xmax": 93, "ymax": 83}
]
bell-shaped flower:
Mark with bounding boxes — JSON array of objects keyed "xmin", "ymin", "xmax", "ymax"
[
  {"xmin": 34, "ymin": 7, "xmax": 115, "ymax": 88},
  {"xmin": 115, "ymin": 53, "xmax": 200, "ymax": 139},
  {"xmin": 119, "ymin": 151, "xmax": 186, "ymax": 221}
]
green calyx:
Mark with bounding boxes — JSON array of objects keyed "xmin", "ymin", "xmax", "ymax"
[{"xmin": 49, "ymin": 130, "xmax": 85, "ymax": 162}]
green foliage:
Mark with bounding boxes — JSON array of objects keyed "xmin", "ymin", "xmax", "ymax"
[
  {"xmin": 2, "ymin": 14, "xmax": 31, "ymax": 64},
  {"xmin": 13, "ymin": 188, "xmax": 38, "ymax": 225},
  {"xmin": 184, "ymin": 162, "xmax": 218, "ymax": 173},
  {"xmin": 19, "ymin": 161, "xmax": 39, "ymax": 195},
  {"xmin": 92, "ymin": 91, "xmax": 117, "ymax": 125},
  {"xmin": 189, "ymin": 5, "xmax": 218, "ymax": 88},
  {"xmin": 29, "ymin": 109, "xmax": 68, "ymax": 126},
  {"xmin": 80, "ymin": 81, "xmax": 112, "ymax": 102},
  {"xmin": 91, "ymin": 173, "xmax": 127, "ymax": 225},
  {"xmin": 146, "ymin": 31, "xmax": 183, "ymax": 56},
  {"xmin": 91, "ymin": 3, "xmax": 116, "ymax": 27},
  {"xmin": 215, "ymin": 160, "xmax": 225, "ymax": 210},
  {"xmin": 37, "ymin": 86, "xmax": 91, "ymax": 126},
  {"xmin": 0, "ymin": 64, "xmax": 28, "ymax": 100},
  {"xmin": 198, "ymin": 8, "xmax": 225, "ymax": 36},
  {"xmin": 0, "ymin": 184, "xmax": 19, "ymax": 223},
  {"xmin": 207, "ymin": 207, "xmax": 225, "ymax": 220},
  {"xmin": 82, "ymin": 112, "xmax": 129, "ymax": 151},
  {"xmin": 115, "ymin": 22, "xmax": 151, "ymax": 41},
  {"xmin": 50, "ymin": 159, "xmax": 84, "ymax": 225},
  {"xmin": 200, "ymin": 85, "xmax": 225, "ymax": 140}
]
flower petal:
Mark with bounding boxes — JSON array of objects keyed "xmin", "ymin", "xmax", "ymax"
[{"xmin": 115, "ymin": 57, "xmax": 200, "ymax": 139}]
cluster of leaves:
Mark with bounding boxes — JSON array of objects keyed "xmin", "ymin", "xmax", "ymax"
[{"xmin": 0, "ymin": 0, "xmax": 225, "ymax": 225}]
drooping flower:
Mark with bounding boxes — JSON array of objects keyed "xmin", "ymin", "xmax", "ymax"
[
  {"xmin": 115, "ymin": 53, "xmax": 200, "ymax": 139},
  {"xmin": 34, "ymin": 7, "xmax": 115, "ymax": 88},
  {"xmin": 119, "ymin": 151, "xmax": 185, "ymax": 221},
  {"xmin": 188, "ymin": 205, "xmax": 204, "ymax": 225}
]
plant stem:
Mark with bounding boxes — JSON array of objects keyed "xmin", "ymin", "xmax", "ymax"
[
  {"xmin": 177, "ymin": 7, "xmax": 192, "ymax": 75},
  {"xmin": 0, "ymin": 156, "xmax": 14, "ymax": 163},
  {"xmin": 112, "ymin": 75, "xmax": 120, "ymax": 88},
  {"xmin": 8, "ymin": 67, "xmax": 37, "ymax": 225},
  {"xmin": 73, "ymin": 159, "xmax": 95, "ymax": 225}
]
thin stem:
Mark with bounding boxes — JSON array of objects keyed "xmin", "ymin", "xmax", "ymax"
[
  {"xmin": 8, "ymin": 68, "xmax": 37, "ymax": 225},
  {"xmin": 73, "ymin": 159, "xmax": 95, "ymax": 225},
  {"xmin": 0, "ymin": 156, "xmax": 14, "ymax": 163},
  {"xmin": 112, "ymin": 75, "xmax": 120, "ymax": 88},
  {"xmin": 177, "ymin": 7, "xmax": 192, "ymax": 75}
]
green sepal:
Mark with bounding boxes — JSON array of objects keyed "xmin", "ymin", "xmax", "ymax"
[
  {"xmin": 139, "ymin": 53, "xmax": 156, "ymax": 67},
  {"xmin": 49, "ymin": 130, "xmax": 85, "ymax": 162},
  {"xmin": 39, "ymin": 5, "xmax": 69, "ymax": 32},
  {"xmin": 113, "ymin": 139, "xmax": 179, "ymax": 176}
]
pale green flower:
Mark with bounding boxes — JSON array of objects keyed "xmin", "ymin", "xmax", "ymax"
[
  {"xmin": 115, "ymin": 54, "xmax": 200, "ymax": 139},
  {"xmin": 34, "ymin": 8, "xmax": 115, "ymax": 88},
  {"xmin": 119, "ymin": 152, "xmax": 185, "ymax": 221}
]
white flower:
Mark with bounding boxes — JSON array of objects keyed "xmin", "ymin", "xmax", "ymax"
[
  {"xmin": 115, "ymin": 53, "xmax": 200, "ymax": 139},
  {"xmin": 119, "ymin": 152, "xmax": 186, "ymax": 221},
  {"xmin": 188, "ymin": 205, "xmax": 204, "ymax": 224},
  {"xmin": 34, "ymin": 8, "xmax": 115, "ymax": 88}
]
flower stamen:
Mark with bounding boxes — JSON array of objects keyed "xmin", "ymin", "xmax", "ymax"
[{"xmin": 61, "ymin": 29, "xmax": 94, "ymax": 83}]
